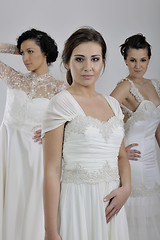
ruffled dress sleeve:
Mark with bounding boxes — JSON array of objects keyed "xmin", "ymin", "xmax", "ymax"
[
  {"xmin": 105, "ymin": 95, "xmax": 124, "ymax": 121},
  {"xmin": 42, "ymin": 90, "xmax": 81, "ymax": 136}
]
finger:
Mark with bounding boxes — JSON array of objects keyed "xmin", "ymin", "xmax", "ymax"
[
  {"xmin": 34, "ymin": 129, "xmax": 41, "ymax": 134},
  {"xmin": 106, "ymin": 208, "xmax": 117, "ymax": 223},
  {"xmin": 126, "ymin": 143, "xmax": 138, "ymax": 149},
  {"xmin": 104, "ymin": 192, "xmax": 115, "ymax": 202},
  {"xmin": 129, "ymin": 150, "xmax": 141, "ymax": 154}
]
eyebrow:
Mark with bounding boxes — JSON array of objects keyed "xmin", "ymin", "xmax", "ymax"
[{"xmin": 73, "ymin": 54, "xmax": 101, "ymax": 57}]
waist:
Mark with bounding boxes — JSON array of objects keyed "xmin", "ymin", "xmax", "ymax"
[{"xmin": 62, "ymin": 161, "xmax": 120, "ymax": 184}]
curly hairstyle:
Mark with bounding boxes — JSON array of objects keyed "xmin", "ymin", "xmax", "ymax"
[
  {"xmin": 120, "ymin": 33, "xmax": 151, "ymax": 60},
  {"xmin": 62, "ymin": 26, "xmax": 107, "ymax": 85},
  {"xmin": 17, "ymin": 28, "xmax": 58, "ymax": 65}
]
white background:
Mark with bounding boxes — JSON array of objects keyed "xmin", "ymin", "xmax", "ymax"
[{"xmin": 0, "ymin": 0, "xmax": 160, "ymax": 124}]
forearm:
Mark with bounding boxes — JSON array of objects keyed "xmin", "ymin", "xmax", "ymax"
[
  {"xmin": 155, "ymin": 124, "xmax": 160, "ymax": 147},
  {"xmin": 0, "ymin": 43, "xmax": 19, "ymax": 54},
  {"xmin": 43, "ymin": 170, "xmax": 61, "ymax": 235},
  {"xmin": 118, "ymin": 141, "xmax": 131, "ymax": 193},
  {"xmin": 118, "ymin": 156, "xmax": 131, "ymax": 193}
]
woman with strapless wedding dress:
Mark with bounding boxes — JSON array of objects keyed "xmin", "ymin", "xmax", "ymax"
[
  {"xmin": 0, "ymin": 29, "xmax": 67, "ymax": 240},
  {"xmin": 111, "ymin": 34, "xmax": 160, "ymax": 240}
]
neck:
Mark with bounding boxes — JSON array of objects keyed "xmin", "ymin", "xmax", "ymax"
[
  {"xmin": 69, "ymin": 83, "xmax": 97, "ymax": 97},
  {"xmin": 127, "ymin": 75, "xmax": 144, "ymax": 83},
  {"xmin": 33, "ymin": 65, "xmax": 49, "ymax": 77}
]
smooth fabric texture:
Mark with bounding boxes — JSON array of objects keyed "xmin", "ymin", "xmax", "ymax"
[
  {"xmin": 43, "ymin": 90, "xmax": 129, "ymax": 240},
  {"xmin": 0, "ymin": 88, "xmax": 49, "ymax": 240},
  {"xmin": 122, "ymin": 79, "xmax": 160, "ymax": 240}
]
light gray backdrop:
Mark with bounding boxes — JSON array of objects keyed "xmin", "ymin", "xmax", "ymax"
[{"xmin": 0, "ymin": 0, "xmax": 160, "ymax": 124}]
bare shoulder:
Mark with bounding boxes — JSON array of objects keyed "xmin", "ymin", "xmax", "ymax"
[{"xmin": 110, "ymin": 79, "xmax": 131, "ymax": 103}]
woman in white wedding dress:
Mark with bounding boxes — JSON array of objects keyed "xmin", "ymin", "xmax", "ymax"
[
  {"xmin": 111, "ymin": 34, "xmax": 160, "ymax": 240},
  {"xmin": 42, "ymin": 27, "xmax": 131, "ymax": 240},
  {"xmin": 0, "ymin": 28, "xmax": 67, "ymax": 240}
]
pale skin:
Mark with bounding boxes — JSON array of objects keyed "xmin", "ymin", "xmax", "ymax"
[
  {"xmin": 0, "ymin": 41, "xmax": 49, "ymax": 144},
  {"xmin": 111, "ymin": 48, "xmax": 160, "ymax": 160},
  {"xmin": 43, "ymin": 42, "xmax": 131, "ymax": 239}
]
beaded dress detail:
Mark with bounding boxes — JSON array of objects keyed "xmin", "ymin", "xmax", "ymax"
[
  {"xmin": 42, "ymin": 90, "xmax": 129, "ymax": 240},
  {"xmin": 0, "ymin": 48, "xmax": 67, "ymax": 240},
  {"xmin": 119, "ymin": 78, "xmax": 160, "ymax": 240}
]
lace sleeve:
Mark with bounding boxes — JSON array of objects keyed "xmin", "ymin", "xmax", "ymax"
[
  {"xmin": 48, "ymin": 80, "xmax": 68, "ymax": 99},
  {"xmin": 0, "ymin": 43, "xmax": 17, "ymax": 54},
  {"xmin": 0, "ymin": 60, "xmax": 23, "ymax": 88}
]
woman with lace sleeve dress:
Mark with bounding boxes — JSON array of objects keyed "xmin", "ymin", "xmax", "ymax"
[
  {"xmin": 0, "ymin": 29, "xmax": 67, "ymax": 240},
  {"xmin": 111, "ymin": 34, "xmax": 160, "ymax": 240},
  {"xmin": 42, "ymin": 27, "xmax": 131, "ymax": 240}
]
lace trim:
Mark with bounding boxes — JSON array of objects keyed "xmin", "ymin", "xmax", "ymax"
[
  {"xmin": 119, "ymin": 78, "xmax": 144, "ymax": 103},
  {"xmin": 124, "ymin": 101, "xmax": 160, "ymax": 133},
  {"xmin": 0, "ymin": 62, "xmax": 67, "ymax": 99},
  {"xmin": 130, "ymin": 183, "xmax": 160, "ymax": 197},
  {"xmin": 151, "ymin": 79, "xmax": 160, "ymax": 97},
  {"xmin": 62, "ymin": 161, "xmax": 120, "ymax": 184},
  {"xmin": 64, "ymin": 115, "xmax": 124, "ymax": 142},
  {"xmin": 0, "ymin": 44, "xmax": 16, "ymax": 54}
]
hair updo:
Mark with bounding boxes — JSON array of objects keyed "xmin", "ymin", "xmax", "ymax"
[
  {"xmin": 120, "ymin": 33, "xmax": 151, "ymax": 60},
  {"xmin": 62, "ymin": 26, "xmax": 107, "ymax": 85},
  {"xmin": 17, "ymin": 28, "xmax": 58, "ymax": 65}
]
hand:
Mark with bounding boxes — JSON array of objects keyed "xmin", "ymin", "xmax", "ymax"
[
  {"xmin": 33, "ymin": 129, "xmax": 42, "ymax": 144},
  {"xmin": 126, "ymin": 143, "xmax": 141, "ymax": 161},
  {"xmin": 104, "ymin": 186, "xmax": 130, "ymax": 223}
]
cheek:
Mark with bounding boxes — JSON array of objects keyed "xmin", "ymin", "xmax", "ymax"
[{"xmin": 70, "ymin": 64, "xmax": 81, "ymax": 76}]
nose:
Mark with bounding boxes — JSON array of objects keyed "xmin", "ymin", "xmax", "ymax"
[
  {"xmin": 22, "ymin": 53, "xmax": 29, "ymax": 62},
  {"xmin": 135, "ymin": 61, "xmax": 141, "ymax": 69},
  {"xmin": 84, "ymin": 60, "xmax": 92, "ymax": 71}
]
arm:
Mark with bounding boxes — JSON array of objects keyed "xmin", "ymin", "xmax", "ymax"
[
  {"xmin": 110, "ymin": 81, "xmax": 131, "ymax": 105},
  {"xmin": 156, "ymin": 123, "xmax": 160, "ymax": 147},
  {"xmin": 104, "ymin": 140, "xmax": 131, "ymax": 223},
  {"xmin": 111, "ymin": 82, "xmax": 141, "ymax": 160},
  {"xmin": 0, "ymin": 43, "xmax": 19, "ymax": 55},
  {"xmin": 43, "ymin": 125, "xmax": 64, "ymax": 240}
]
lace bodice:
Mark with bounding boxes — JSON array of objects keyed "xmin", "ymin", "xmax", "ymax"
[
  {"xmin": 42, "ymin": 90, "xmax": 124, "ymax": 184},
  {"xmin": 119, "ymin": 78, "xmax": 160, "ymax": 118},
  {"xmin": 0, "ymin": 44, "xmax": 67, "ymax": 99},
  {"xmin": 0, "ymin": 61, "xmax": 67, "ymax": 99}
]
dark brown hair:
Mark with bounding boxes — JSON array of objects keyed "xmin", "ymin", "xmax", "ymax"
[
  {"xmin": 62, "ymin": 27, "xmax": 107, "ymax": 85},
  {"xmin": 120, "ymin": 33, "xmax": 151, "ymax": 60}
]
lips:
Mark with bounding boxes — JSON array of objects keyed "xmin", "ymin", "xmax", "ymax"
[
  {"xmin": 82, "ymin": 75, "xmax": 93, "ymax": 80},
  {"xmin": 25, "ymin": 63, "xmax": 31, "ymax": 67}
]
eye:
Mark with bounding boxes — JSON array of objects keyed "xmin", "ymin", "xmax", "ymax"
[
  {"xmin": 28, "ymin": 50, "xmax": 34, "ymax": 54},
  {"xmin": 75, "ymin": 57, "xmax": 84, "ymax": 62},
  {"xmin": 20, "ymin": 51, "xmax": 24, "ymax": 55},
  {"xmin": 141, "ymin": 58, "xmax": 147, "ymax": 62},
  {"xmin": 130, "ymin": 59, "xmax": 136, "ymax": 62},
  {"xmin": 91, "ymin": 57, "xmax": 100, "ymax": 62}
]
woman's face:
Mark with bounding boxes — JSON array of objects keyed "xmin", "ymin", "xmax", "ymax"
[
  {"xmin": 67, "ymin": 42, "xmax": 104, "ymax": 88},
  {"xmin": 125, "ymin": 48, "xmax": 150, "ymax": 80},
  {"xmin": 20, "ymin": 40, "xmax": 47, "ymax": 75}
]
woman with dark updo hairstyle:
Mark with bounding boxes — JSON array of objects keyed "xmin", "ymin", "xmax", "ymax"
[
  {"xmin": 42, "ymin": 27, "xmax": 131, "ymax": 240},
  {"xmin": 111, "ymin": 33, "xmax": 160, "ymax": 240},
  {"xmin": 0, "ymin": 28, "xmax": 67, "ymax": 240}
]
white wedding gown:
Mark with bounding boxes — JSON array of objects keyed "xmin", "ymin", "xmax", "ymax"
[
  {"xmin": 0, "ymin": 60, "xmax": 66, "ymax": 240},
  {"xmin": 42, "ymin": 90, "xmax": 129, "ymax": 240},
  {"xmin": 121, "ymin": 78, "xmax": 160, "ymax": 240}
]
